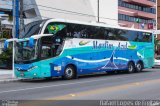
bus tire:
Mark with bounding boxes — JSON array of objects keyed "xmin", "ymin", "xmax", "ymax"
[
  {"xmin": 45, "ymin": 77, "xmax": 52, "ymax": 80},
  {"xmin": 64, "ymin": 65, "xmax": 76, "ymax": 80},
  {"xmin": 127, "ymin": 62, "xmax": 135, "ymax": 73},
  {"xmin": 136, "ymin": 61, "xmax": 143, "ymax": 72},
  {"xmin": 107, "ymin": 71, "xmax": 116, "ymax": 75}
]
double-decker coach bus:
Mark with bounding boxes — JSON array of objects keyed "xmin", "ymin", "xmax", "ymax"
[{"xmin": 6, "ymin": 19, "xmax": 154, "ymax": 79}]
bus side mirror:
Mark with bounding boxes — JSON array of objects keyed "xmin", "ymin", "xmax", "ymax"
[
  {"xmin": 4, "ymin": 40, "xmax": 9, "ymax": 50},
  {"xmin": 29, "ymin": 37, "xmax": 34, "ymax": 48}
]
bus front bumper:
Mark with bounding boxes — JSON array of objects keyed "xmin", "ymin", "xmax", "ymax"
[{"xmin": 14, "ymin": 67, "xmax": 49, "ymax": 79}]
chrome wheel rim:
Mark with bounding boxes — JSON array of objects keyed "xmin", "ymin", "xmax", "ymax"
[
  {"xmin": 137, "ymin": 64, "xmax": 141, "ymax": 71},
  {"xmin": 66, "ymin": 68, "xmax": 73, "ymax": 78},
  {"xmin": 129, "ymin": 64, "xmax": 133, "ymax": 72}
]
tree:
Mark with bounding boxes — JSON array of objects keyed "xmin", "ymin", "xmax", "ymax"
[
  {"xmin": 154, "ymin": 37, "xmax": 160, "ymax": 54},
  {"xmin": 8, "ymin": 15, "xmax": 13, "ymax": 22},
  {"xmin": 0, "ymin": 48, "xmax": 12, "ymax": 69}
]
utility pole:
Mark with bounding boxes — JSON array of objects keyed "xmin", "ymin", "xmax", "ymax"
[
  {"xmin": 12, "ymin": 0, "xmax": 20, "ymax": 77},
  {"xmin": 12, "ymin": 0, "xmax": 19, "ymax": 78},
  {"xmin": 15, "ymin": 0, "xmax": 19, "ymax": 38},
  {"xmin": 20, "ymin": 0, "xmax": 24, "ymax": 38},
  {"xmin": 97, "ymin": 0, "xmax": 99, "ymax": 22},
  {"xmin": 0, "ymin": 17, "xmax": 2, "ymax": 38},
  {"xmin": 12, "ymin": 0, "xmax": 16, "ymax": 78}
]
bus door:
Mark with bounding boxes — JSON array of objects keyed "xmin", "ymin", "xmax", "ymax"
[
  {"xmin": 40, "ymin": 36, "xmax": 64, "ymax": 77},
  {"xmin": 39, "ymin": 36, "xmax": 54, "ymax": 77}
]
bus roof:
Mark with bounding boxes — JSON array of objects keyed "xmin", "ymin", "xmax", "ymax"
[{"xmin": 42, "ymin": 18, "xmax": 153, "ymax": 34}]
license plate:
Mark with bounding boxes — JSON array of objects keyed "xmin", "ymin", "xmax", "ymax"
[{"xmin": 20, "ymin": 73, "xmax": 24, "ymax": 77}]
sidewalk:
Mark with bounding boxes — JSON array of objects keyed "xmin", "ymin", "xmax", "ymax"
[{"xmin": 0, "ymin": 69, "xmax": 18, "ymax": 82}]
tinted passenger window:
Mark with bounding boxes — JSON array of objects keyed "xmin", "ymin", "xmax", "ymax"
[
  {"xmin": 66, "ymin": 24, "xmax": 89, "ymax": 38},
  {"xmin": 44, "ymin": 22, "xmax": 152, "ymax": 42}
]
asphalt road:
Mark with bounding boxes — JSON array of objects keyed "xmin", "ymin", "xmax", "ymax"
[{"xmin": 0, "ymin": 68, "xmax": 160, "ymax": 106}]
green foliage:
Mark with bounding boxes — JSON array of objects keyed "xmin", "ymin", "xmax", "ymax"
[
  {"xmin": 0, "ymin": 41, "xmax": 13, "ymax": 68},
  {"xmin": 155, "ymin": 38, "xmax": 160, "ymax": 46},
  {"xmin": 2, "ymin": 30, "xmax": 11, "ymax": 39},
  {"xmin": 0, "ymin": 32, "xmax": 2, "ymax": 39},
  {"xmin": 154, "ymin": 38, "xmax": 160, "ymax": 52},
  {"xmin": 0, "ymin": 48, "xmax": 12, "ymax": 64},
  {"xmin": 8, "ymin": 15, "xmax": 13, "ymax": 22},
  {"xmin": 0, "ymin": 29, "xmax": 12, "ymax": 39}
]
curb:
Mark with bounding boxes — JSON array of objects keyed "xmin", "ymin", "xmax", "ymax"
[{"xmin": 0, "ymin": 78, "xmax": 19, "ymax": 83}]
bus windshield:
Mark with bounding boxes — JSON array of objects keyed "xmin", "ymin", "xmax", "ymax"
[
  {"xmin": 15, "ymin": 40, "xmax": 38, "ymax": 63},
  {"xmin": 21, "ymin": 20, "xmax": 48, "ymax": 38}
]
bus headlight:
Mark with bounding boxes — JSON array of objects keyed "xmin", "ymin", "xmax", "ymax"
[
  {"xmin": 33, "ymin": 73, "xmax": 37, "ymax": 76},
  {"xmin": 54, "ymin": 66, "xmax": 61, "ymax": 71},
  {"xmin": 28, "ymin": 66, "xmax": 38, "ymax": 72}
]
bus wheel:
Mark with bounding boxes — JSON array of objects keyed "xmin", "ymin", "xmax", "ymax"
[
  {"xmin": 127, "ymin": 62, "xmax": 135, "ymax": 73},
  {"xmin": 107, "ymin": 71, "xmax": 116, "ymax": 75},
  {"xmin": 64, "ymin": 65, "xmax": 76, "ymax": 80},
  {"xmin": 45, "ymin": 77, "xmax": 52, "ymax": 80},
  {"xmin": 136, "ymin": 62, "xmax": 143, "ymax": 72}
]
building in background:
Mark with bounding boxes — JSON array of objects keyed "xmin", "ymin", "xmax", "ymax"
[
  {"xmin": 0, "ymin": 0, "xmax": 13, "ymax": 69},
  {"xmin": 0, "ymin": 0, "xmax": 13, "ymax": 29},
  {"xmin": 0, "ymin": 0, "xmax": 13, "ymax": 43},
  {"xmin": 0, "ymin": 0, "xmax": 13, "ymax": 39},
  {"xmin": 0, "ymin": 0, "xmax": 13, "ymax": 52},
  {"xmin": 0, "ymin": 0, "xmax": 12, "ymax": 15},
  {"xmin": 24, "ymin": 0, "xmax": 156, "ymax": 30},
  {"xmin": 23, "ymin": 0, "xmax": 118, "ymax": 26},
  {"xmin": 156, "ymin": 0, "xmax": 160, "ymax": 54},
  {"xmin": 118, "ymin": 0, "xmax": 156, "ymax": 30},
  {"xmin": 157, "ymin": 0, "xmax": 160, "ymax": 39}
]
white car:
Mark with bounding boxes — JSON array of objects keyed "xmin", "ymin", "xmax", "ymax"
[{"xmin": 154, "ymin": 56, "xmax": 160, "ymax": 68}]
